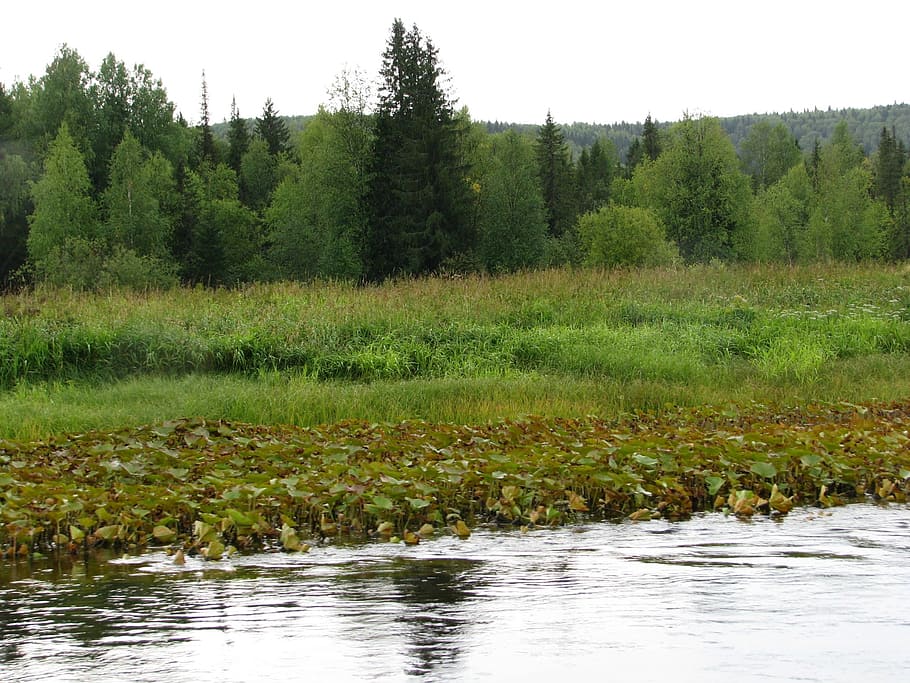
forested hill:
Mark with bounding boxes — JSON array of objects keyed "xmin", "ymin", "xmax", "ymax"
[{"xmin": 484, "ymin": 102, "xmax": 910, "ymax": 160}]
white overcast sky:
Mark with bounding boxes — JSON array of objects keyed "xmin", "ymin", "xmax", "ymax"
[{"xmin": 2, "ymin": 1, "xmax": 907, "ymax": 127}]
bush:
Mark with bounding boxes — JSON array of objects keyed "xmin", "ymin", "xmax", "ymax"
[
  {"xmin": 577, "ymin": 205, "xmax": 678, "ymax": 268},
  {"xmin": 100, "ymin": 247, "xmax": 178, "ymax": 291}
]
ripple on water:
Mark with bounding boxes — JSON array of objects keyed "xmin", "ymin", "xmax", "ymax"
[{"xmin": 2, "ymin": 504, "xmax": 910, "ymax": 683}]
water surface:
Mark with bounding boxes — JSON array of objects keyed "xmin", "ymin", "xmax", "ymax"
[{"xmin": 2, "ymin": 504, "xmax": 909, "ymax": 682}]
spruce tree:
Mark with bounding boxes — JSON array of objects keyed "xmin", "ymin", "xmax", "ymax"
[
  {"xmin": 535, "ymin": 111, "xmax": 574, "ymax": 237},
  {"xmin": 624, "ymin": 137, "xmax": 644, "ymax": 176},
  {"xmin": 256, "ymin": 98, "xmax": 290, "ymax": 157},
  {"xmin": 642, "ymin": 114, "xmax": 662, "ymax": 161},
  {"xmin": 227, "ymin": 97, "xmax": 250, "ymax": 173},
  {"xmin": 365, "ymin": 19, "xmax": 473, "ymax": 279},
  {"xmin": 198, "ymin": 71, "xmax": 216, "ymax": 164},
  {"xmin": 576, "ymin": 137, "xmax": 616, "ymax": 214},
  {"xmin": 874, "ymin": 126, "xmax": 905, "ymax": 214}
]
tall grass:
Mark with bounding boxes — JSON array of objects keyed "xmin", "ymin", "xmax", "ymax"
[{"xmin": 2, "ymin": 263, "xmax": 910, "ymax": 438}]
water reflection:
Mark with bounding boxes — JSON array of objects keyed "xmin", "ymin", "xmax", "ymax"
[
  {"xmin": 331, "ymin": 558, "xmax": 483, "ymax": 676},
  {"xmin": 2, "ymin": 505, "xmax": 910, "ymax": 682}
]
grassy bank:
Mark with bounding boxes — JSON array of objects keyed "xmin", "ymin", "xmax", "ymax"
[{"xmin": 2, "ymin": 263, "xmax": 910, "ymax": 438}]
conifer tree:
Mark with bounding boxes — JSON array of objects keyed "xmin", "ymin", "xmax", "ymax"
[
  {"xmin": 198, "ymin": 71, "xmax": 216, "ymax": 164},
  {"xmin": 874, "ymin": 126, "xmax": 905, "ymax": 214},
  {"xmin": 535, "ymin": 111, "xmax": 574, "ymax": 237},
  {"xmin": 255, "ymin": 98, "xmax": 290, "ymax": 157},
  {"xmin": 642, "ymin": 114, "xmax": 662, "ymax": 161},
  {"xmin": 365, "ymin": 19, "xmax": 473, "ymax": 279},
  {"xmin": 227, "ymin": 97, "xmax": 250, "ymax": 173},
  {"xmin": 576, "ymin": 137, "xmax": 616, "ymax": 213}
]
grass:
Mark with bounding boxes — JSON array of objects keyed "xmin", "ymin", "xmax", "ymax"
[{"xmin": 2, "ymin": 263, "xmax": 910, "ymax": 438}]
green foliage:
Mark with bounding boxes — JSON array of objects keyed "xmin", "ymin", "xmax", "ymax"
[
  {"xmin": 0, "ymin": 152, "xmax": 33, "ymax": 283},
  {"xmin": 366, "ymin": 19, "xmax": 474, "ymax": 279},
  {"xmin": 634, "ymin": 116, "xmax": 753, "ymax": 262},
  {"xmin": 239, "ymin": 138, "xmax": 277, "ymax": 210},
  {"xmin": 575, "ymin": 137, "xmax": 616, "ymax": 213},
  {"xmin": 535, "ymin": 111, "xmax": 575, "ymax": 237},
  {"xmin": 3, "ymin": 400, "xmax": 910, "ymax": 551},
  {"xmin": 739, "ymin": 121, "xmax": 802, "ymax": 190},
  {"xmin": 25, "ymin": 45, "xmax": 95, "ymax": 160},
  {"xmin": 267, "ymin": 108, "xmax": 368, "ymax": 280},
  {"xmin": 27, "ymin": 123, "xmax": 100, "ymax": 276},
  {"xmin": 641, "ymin": 114, "xmax": 662, "ymax": 161},
  {"xmin": 256, "ymin": 98, "xmax": 291, "ymax": 157},
  {"xmin": 103, "ymin": 131, "xmax": 172, "ymax": 259},
  {"xmin": 226, "ymin": 97, "xmax": 250, "ymax": 173},
  {"xmin": 805, "ymin": 126, "xmax": 888, "ymax": 260},
  {"xmin": 752, "ymin": 165, "xmax": 810, "ymax": 263},
  {"xmin": 99, "ymin": 246, "xmax": 178, "ymax": 290},
  {"xmin": 477, "ymin": 131, "xmax": 548, "ymax": 272},
  {"xmin": 577, "ymin": 205, "xmax": 677, "ymax": 268},
  {"xmin": 90, "ymin": 53, "xmax": 175, "ymax": 189},
  {"xmin": 197, "ymin": 71, "xmax": 216, "ymax": 164}
]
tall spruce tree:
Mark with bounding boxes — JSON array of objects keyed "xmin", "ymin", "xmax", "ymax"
[
  {"xmin": 874, "ymin": 126, "xmax": 905, "ymax": 214},
  {"xmin": 227, "ymin": 97, "xmax": 250, "ymax": 173},
  {"xmin": 255, "ymin": 98, "xmax": 290, "ymax": 157},
  {"xmin": 576, "ymin": 137, "xmax": 616, "ymax": 214},
  {"xmin": 642, "ymin": 114, "xmax": 662, "ymax": 161},
  {"xmin": 365, "ymin": 19, "xmax": 473, "ymax": 279},
  {"xmin": 198, "ymin": 71, "xmax": 216, "ymax": 164},
  {"xmin": 535, "ymin": 111, "xmax": 574, "ymax": 237}
]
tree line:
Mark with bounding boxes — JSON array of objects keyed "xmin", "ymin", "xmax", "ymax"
[{"xmin": 2, "ymin": 20, "xmax": 910, "ymax": 290}]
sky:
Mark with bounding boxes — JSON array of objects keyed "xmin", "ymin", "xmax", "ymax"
[{"xmin": 2, "ymin": 1, "xmax": 907, "ymax": 127}]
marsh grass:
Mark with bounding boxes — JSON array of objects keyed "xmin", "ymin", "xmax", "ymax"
[{"xmin": 3, "ymin": 263, "xmax": 910, "ymax": 437}]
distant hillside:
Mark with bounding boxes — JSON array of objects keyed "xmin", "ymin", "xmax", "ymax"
[
  {"xmin": 213, "ymin": 104, "xmax": 910, "ymax": 163},
  {"xmin": 484, "ymin": 103, "xmax": 910, "ymax": 162}
]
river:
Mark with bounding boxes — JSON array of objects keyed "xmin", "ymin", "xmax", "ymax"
[{"xmin": 2, "ymin": 503, "xmax": 909, "ymax": 682}]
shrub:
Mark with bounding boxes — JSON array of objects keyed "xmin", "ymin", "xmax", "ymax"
[{"xmin": 577, "ymin": 205, "xmax": 678, "ymax": 268}]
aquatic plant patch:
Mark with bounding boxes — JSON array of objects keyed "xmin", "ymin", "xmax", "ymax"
[{"xmin": 2, "ymin": 400, "xmax": 908, "ymax": 559}]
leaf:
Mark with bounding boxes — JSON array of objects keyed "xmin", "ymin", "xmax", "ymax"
[
  {"xmin": 95, "ymin": 524, "xmax": 122, "ymax": 541},
  {"xmin": 750, "ymin": 461, "xmax": 777, "ymax": 479},
  {"xmin": 452, "ymin": 519, "xmax": 471, "ymax": 539},
  {"xmin": 371, "ymin": 495, "xmax": 394, "ymax": 511},
  {"xmin": 632, "ymin": 453, "xmax": 659, "ymax": 468},
  {"xmin": 629, "ymin": 508, "xmax": 653, "ymax": 521},
  {"xmin": 768, "ymin": 484, "xmax": 793, "ymax": 514},
  {"xmin": 69, "ymin": 525, "xmax": 85, "ymax": 542},
  {"xmin": 204, "ymin": 539, "xmax": 225, "ymax": 560},
  {"xmin": 705, "ymin": 476, "xmax": 725, "ymax": 496},
  {"xmin": 403, "ymin": 530, "xmax": 420, "ymax": 545},
  {"xmin": 417, "ymin": 523, "xmax": 435, "ymax": 538},
  {"xmin": 226, "ymin": 508, "xmax": 254, "ymax": 527},
  {"xmin": 406, "ymin": 497, "xmax": 430, "ymax": 510},
  {"xmin": 565, "ymin": 490, "xmax": 589, "ymax": 512},
  {"xmin": 280, "ymin": 523, "xmax": 301, "ymax": 551},
  {"xmin": 376, "ymin": 521, "xmax": 394, "ymax": 536},
  {"xmin": 152, "ymin": 525, "xmax": 177, "ymax": 544}
]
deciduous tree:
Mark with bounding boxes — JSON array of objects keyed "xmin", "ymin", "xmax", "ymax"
[{"xmin": 27, "ymin": 123, "xmax": 99, "ymax": 273}]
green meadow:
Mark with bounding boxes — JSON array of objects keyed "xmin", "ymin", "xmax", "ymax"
[{"xmin": 3, "ymin": 263, "xmax": 910, "ymax": 440}]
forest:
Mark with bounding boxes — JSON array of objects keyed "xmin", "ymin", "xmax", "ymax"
[{"xmin": 2, "ymin": 19, "xmax": 910, "ymax": 291}]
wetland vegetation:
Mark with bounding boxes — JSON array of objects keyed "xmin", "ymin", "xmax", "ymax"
[{"xmin": 2, "ymin": 264, "xmax": 910, "ymax": 558}]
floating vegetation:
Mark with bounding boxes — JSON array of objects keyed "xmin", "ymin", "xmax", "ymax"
[{"xmin": 2, "ymin": 400, "xmax": 909, "ymax": 559}]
